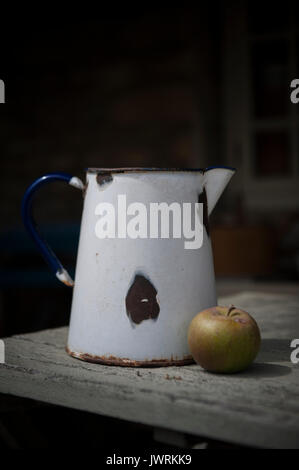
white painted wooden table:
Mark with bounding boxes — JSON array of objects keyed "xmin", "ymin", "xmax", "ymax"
[{"xmin": 0, "ymin": 291, "xmax": 299, "ymax": 449}]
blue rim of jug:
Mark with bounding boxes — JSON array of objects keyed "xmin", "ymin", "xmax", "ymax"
[{"xmin": 86, "ymin": 166, "xmax": 236, "ymax": 173}]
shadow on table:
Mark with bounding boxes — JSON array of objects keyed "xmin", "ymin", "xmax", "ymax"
[
  {"xmin": 239, "ymin": 362, "xmax": 291, "ymax": 378},
  {"xmin": 237, "ymin": 339, "xmax": 293, "ymax": 378},
  {"xmin": 201, "ymin": 339, "xmax": 293, "ymax": 378},
  {"xmin": 257, "ymin": 338, "xmax": 293, "ymax": 362}
]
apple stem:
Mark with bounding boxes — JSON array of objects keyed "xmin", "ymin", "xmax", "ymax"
[{"xmin": 227, "ymin": 305, "xmax": 236, "ymax": 316}]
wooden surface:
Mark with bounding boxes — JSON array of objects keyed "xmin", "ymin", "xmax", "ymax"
[{"xmin": 0, "ymin": 291, "xmax": 299, "ymax": 449}]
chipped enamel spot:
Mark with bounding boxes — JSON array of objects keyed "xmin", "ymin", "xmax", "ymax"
[
  {"xmin": 126, "ymin": 274, "xmax": 160, "ymax": 325},
  {"xmin": 96, "ymin": 173, "xmax": 113, "ymax": 190},
  {"xmin": 56, "ymin": 268, "xmax": 74, "ymax": 287}
]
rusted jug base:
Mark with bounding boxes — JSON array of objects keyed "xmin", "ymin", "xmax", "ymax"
[{"xmin": 66, "ymin": 346, "xmax": 194, "ymax": 367}]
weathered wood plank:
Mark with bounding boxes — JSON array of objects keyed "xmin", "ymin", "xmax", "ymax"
[{"xmin": 0, "ymin": 291, "xmax": 299, "ymax": 448}]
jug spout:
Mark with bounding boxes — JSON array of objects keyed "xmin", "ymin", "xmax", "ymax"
[{"xmin": 203, "ymin": 166, "xmax": 236, "ymax": 216}]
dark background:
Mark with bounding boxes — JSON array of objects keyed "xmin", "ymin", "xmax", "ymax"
[
  {"xmin": 0, "ymin": 0, "xmax": 299, "ymax": 450},
  {"xmin": 0, "ymin": 1, "xmax": 299, "ymax": 336}
]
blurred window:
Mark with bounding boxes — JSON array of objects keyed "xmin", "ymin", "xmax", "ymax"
[{"xmin": 224, "ymin": 0, "xmax": 299, "ymax": 209}]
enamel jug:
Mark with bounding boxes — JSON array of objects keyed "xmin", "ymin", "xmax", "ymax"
[{"xmin": 22, "ymin": 167, "xmax": 235, "ymax": 366}]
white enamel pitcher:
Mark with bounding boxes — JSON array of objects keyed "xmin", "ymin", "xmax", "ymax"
[{"xmin": 22, "ymin": 167, "xmax": 235, "ymax": 366}]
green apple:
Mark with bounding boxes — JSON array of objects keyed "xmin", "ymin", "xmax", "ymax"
[{"xmin": 187, "ymin": 305, "xmax": 261, "ymax": 373}]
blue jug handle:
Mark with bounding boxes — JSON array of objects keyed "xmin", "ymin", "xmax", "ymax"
[{"xmin": 21, "ymin": 173, "xmax": 84, "ymax": 286}]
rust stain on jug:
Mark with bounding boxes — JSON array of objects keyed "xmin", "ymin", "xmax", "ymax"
[
  {"xmin": 66, "ymin": 346, "xmax": 194, "ymax": 367},
  {"xmin": 96, "ymin": 172, "xmax": 113, "ymax": 186}
]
